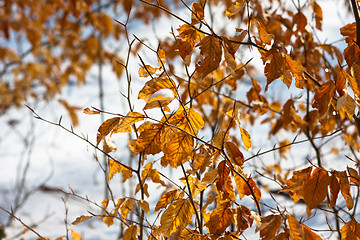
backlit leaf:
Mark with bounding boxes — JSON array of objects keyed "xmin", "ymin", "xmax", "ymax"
[
  {"xmin": 240, "ymin": 127, "xmax": 251, "ymax": 151},
  {"xmin": 155, "ymin": 190, "xmax": 178, "ymax": 212},
  {"xmin": 71, "ymin": 215, "xmax": 92, "ymax": 225},
  {"xmin": 70, "ymin": 229, "xmax": 81, "ymax": 240},
  {"xmin": 263, "ymin": 47, "xmax": 285, "ymax": 90},
  {"xmin": 143, "ymin": 96, "xmax": 174, "ymax": 111},
  {"xmin": 108, "ymin": 159, "xmax": 121, "ymax": 181},
  {"xmin": 138, "ymin": 200, "xmax": 150, "ymax": 214},
  {"xmin": 195, "ymin": 36, "xmax": 222, "ymax": 79},
  {"xmin": 169, "ymin": 106, "xmax": 204, "ymax": 134},
  {"xmin": 302, "ymin": 224, "xmax": 322, "ymax": 240},
  {"xmin": 123, "ymin": 225, "xmax": 138, "ymax": 240},
  {"xmin": 254, "ymin": 214, "xmax": 282, "ymax": 240},
  {"xmin": 138, "ymin": 65, "xmax": 159, "ymax": 77},
  {"xmin": 310, "ymin": 1, "xmax": 323, "ymax": 30},
  {"xmin": 112, "ymin": 112, "xmax": 144, "ymax": 134},
  {"xmin": 329, "ymin": 170, "xmax": 340, "ymax": 208},
  {"xmin": 103, "ymin": 216, "xmax": 114, "ymax": 227},
  {"xmin": 97, "ymin": 117, "xmax": 121, "ymax": 146},
  {"xmin": 225, "ymin": 141, "xmax": 244, "ymax": 168},
  {"xmin": 205, "ymin": 200, "xmax": 234, "ymax": 234},
  {"xmin": 191, "ymin": 2, "xmax": 204, "ymax": 25},
  {"xmin": 130, "ymin": 123, "xmax": 163, "ymax": 155},
  {"xmin": 103, "ymin": 139, "xmax": 117, "ymax": 153},
  {"xmin": 216, "ymin": 160, "xmax": 231, "ymax": 192},
  {"xmin": 303, "ymin": 167, "xmax": 329, "ymax": 210},
  {"xmin": 138, "ymin": 77, "xmax": 176, "ymax": 102},
  {"xmin": 226, "ymin": 0, "xmax": 245, "ymax": 18},
  {"xmin": 348, "ymin": 167, "xmax": 360, "ymax": 186},
  {"xmin": 235, "ymin": 205, "xmax": 253, "ymax": 233},
  {"xmin": 83, "ymin": 107, "xmax": 100, "ymax": 115},
  {"xmin": 337, "ymin": 170, "xmax": 354, "ymax": 210},
  {"xmin": 161, "ymin": 132, "xmax": 193, "ymax": 168},
  {"xmin": 312, "ymin": 80, "xmax": 335, "ymax": 117},
  {"xmin": 287, "ymin": 215, "xmax": 304, "ymax": 240},
  {"xmin": 340, "ymin": 219, "xmax": 360, "ymax": 240},
  {"xmin": 160, "ymin": 199, "xmax": 194, "ymax": 237}
]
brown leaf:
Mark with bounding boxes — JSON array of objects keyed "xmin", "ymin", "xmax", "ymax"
[
  {"xmin": 287, "ymin": 215, "xmax": 305, "ymax": 240},
  {"xmin": 235, "ymin": 205, "xmax": 253, "ymax": 233},
  {"xmin": 216, "ymin": 160, "xmax": 231, "ymax": 192},
  {"xmin": 195, "ymin": 36, "xmax": 222, "ymax": 79},
  {"xmin": 302, "ymin": 224, "xmax": 322, "ymax": 240},
  {"xmin": 348, "ymin": 167, "xmax": 360, "ymax": 186},
  {"xmin": 161, "ymin": 132, "xmax": 193, "ymax": 168},
  {"xmin": 303, "ymin": 168, "xmax": 330, "ymax": 210},
  {"xmin": 83, "ymin": 107, "xmax": 100, "ymax": 115},
  {"xmin": 191, "ymin": 2, "xmax": 204, "ymax": 25},
  {"xmin": 205, "ymin": 200, "xmax": 234, "ymax": 235},
  {"xmin": 123, "ymin": 225, "xmax": 138, "ymax": 240},
  {"xmin": 263, "ymin": 47, "xmax": 285, "ymax": 90},
  {"xmin": 329, "ymin": 171, "xmax": 340, "ymax": 208},
  {"xmin": 310, "ymin": 0, "xmax": 323, "ymax": 30},
  {"xmin": 337, "ymin": 171, "xmax": 354, "ymax": 210},
  {"xmin": 155, "ymin": 190, "xmax": 178, "ymax": 212},
  {"xmin": 312, "ymin": 80, "xmax": 335, "ymax": 117},
  {"xmin": 71, "ymin": 215, "xmax": 92, "ymax": 225},
  {"xmin": 97, "ymin": 117, "xmax": 121, "ymax": 146},
  {"xmin": 224, "ymin": 141, "xmax": 244, "ymax": 168}
]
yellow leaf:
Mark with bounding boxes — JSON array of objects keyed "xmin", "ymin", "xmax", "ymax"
[
  {"xmin": 169, "ymin": 106, "xmax": 205, "ymax": 134},
  {"xmin": 123, "ymin": 225, "xmax": 138, "ymax": 240},
  {"xmin": 130, "ymin": 123, "xmax": 163, "ymax": 155},
  {"xmin": 191, "ymin": 144, "xmax": 214, "ymax": 173},
  {"xmin": 108, "ymin": 159, "xmax": 121, "ymax": 181},
  {"xmin": 256, "ymin": 20, "xmax": 274, "ymax": 45},
  {"xmin": 112, "ymin": 112, "xmax": 144, "ymax": 134},
  {"xmin": 70, "ymin": 229, "xmax": 81, "ymax": 240},
  {"xmin": 155, "ymin": 190, "xmax": 178, "ymax": 212},
  {"xmin": 120, "ymin": 198, "xmax": 135, "ymax": 220},
  {"xmin": 226, "ymin": 0, "xmax": 245, "ymax": 18},
  {"xmin": 302, "ymin": 224, "xmax": 322, "ymax": 240},
  {"xmin": 138, "ymin": 65, "xmax": 159, "ymax": 77},
  {"xmin": 287, "ymin": 215, "xmax": 304, "ymax": 240},
  {"xmin": 59, "ymin": 99, "xmax": 81, "ymax": 126},
  {"xmin": 71, "ymin": 215, "xmax": 92, "ymax": 225},
  {"xmin": 83, "ymin": 107, "xmax": 100, "ymax": 115},
  {"xmin": 138, "ymin": 200, "xmax": 150, "ymax": 214},
  {"xmin": 303, "ymin": 168, "xmax": 330, "ymax": 210},
  {"xmin": 180, "ymin": 176, "xmax": 207, "ymax": 197},
  {"xmin": 160, "ymin": 199, "xmax": 194, "ymax": 237},
  {"xmin": 202, "ymin": 168, "xmax": 218, "ymax": 184},
  {"xmin": 205, "ymin": 200, "xmax": 234, "ymax": 235},
  {"xmin": 161, "ymin": 132, "xmax": 193, "ymax": 168},
  {"xmin": 195, "ymin": 36, "xmax": 222, "ymax": 79},
  {"xmin": 262, "ymin": 47, "xmax": 285, "ymax": 90},
  {"xmin": 138, "ymin": 76, "xmax": 176, "ymax": 102},
  {"xmin": 240, "ymin": 127, "xmax": 251, "ymax": 151},
  {"xmin": 97, "ymin": 117, "xmax": 121, "ymax": 146},
  {"xmin": 143, "ymin": 96, "xmax": 174, "ymax": 111},
  {"xmin": 103, "ymin": 216, "xmax": 114, "ymax": 227},
  {"xmin": 340, "ymin": 219, "xmax": 360, "ymax": 240}
]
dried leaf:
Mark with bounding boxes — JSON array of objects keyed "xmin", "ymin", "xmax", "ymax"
[
  {"xmin": 103, "ymin": 139, "xmax": 117, "ymax": 153},
  {"xmin": 138, "ymin": 200, "xmax": 150, "ymax": 214},
  {"xmin": 143, "ymin": 96, "xmax": 174, "ymax": 111},
  {"xmin": 303, "ymin": 167, "xmax": 330, "ymax": 210},
  {"xmin": 123, "ymin": 225, "xmax": 138, "ymax": 240},
  {"xmin": 205, "ymin": 200, "xmax": 234, "ymax": 235},
  {"xmin": 226, "ymin": 0, "xmax": 245, "ymax": 18},
  {"xmin": 302, "ymin": 224, "xmax": 322, "ymax": 240},
  {"xmin": 112, "ymin": 112, "xmax": 144, "ymax": 134},
  {"xmin": 155, "ymin": 190, "xmax": 178, "ymax": 212},
  {"xmin": 329, "ymin": 171, "xmax": 340, "ymax": 208},
  {"xmin": 97, "ymin": 117, "xmax": 121, "ymax": 146},
  {"xmin": 310, "ymin": 0, "xmax": 323, "ymax": 30},
  {"xmin": 71, "ymin": 215, "xmax": 92, "ymax": 225},
  {"xmin": 161, "ymin": 132, "xmax": 193, "ymax": 168},
  {"xmin": 225, "ymin": 141, "xmax": 244, "ymax": 168},
  {"xmin": 340, "ymin": 219, "xmax": 360, "ymax": 240},
  {"xmin": 240, "ymin": 127, "xmax": 251, "ymax": 151},
  {"xmin": 83, "ymin": 107, "xmax": 100, "ymax": 115},
  {"xmin": 191, "ymin": 2, "xmax": 204, "ymax": 25},
  {"xmin": 195, "ymin": 36, "xmax": 222, "ymax": 79},
  {"xmin": 263, "ymin": 47, "xmax": 285, "ymax": 90},
  {"xmin": 348, "ymin": 167, "xmax": 360, "ymax": 186},
  {"xmin": 337, "ymin": 170, "xmax": 354, "ymax": 210},
  {"xmin": 287, "ymin": 215, "xmax": 304, "ymax": 240},
  {"xmin": 108, "ymin": 159, "xmax": 121, "ymax": 181},
  {"xmin": 138, "ymin": 77, "xmax": 176, "ymax": 102},
  {"xmin": 235, "ymin": 205, "xmax": 253, "ymax": 233},
  {"xmin": 138, "ymin": 65, "xmax": 159, "ymax": 77},
  {"xmin": 312, "ymin": 80, "xmax": 335, "ymax": 117},
  {"xmin": 70, "ymin": 229, "xmax": 82, "ymax": 240}
]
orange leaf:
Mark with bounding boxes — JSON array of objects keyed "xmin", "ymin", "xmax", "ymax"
[
  {"xmin": 337, "ymin": 170, "xmax": 354, "ymax": 210},
  {"xmin": 71, "ymin": 215, "xmax": 92, "ymax": 225},
  {"xmin": 143, "ymin": 96, "xmax": 174, "ymax": 112},
  {"xmin": 159, "ymin": 199, "xmax": 194, "ymax": 237},
  {"xmin": 129, "ymin": 122, "xmax": 163, "ymax": 155},
  {"xmin": 216, "ymin": 160, "xmax": 231, "ymax": 192},
  {"xmin": 138, "ymin": 77, "xmax": 176, "ymax": 102},
  {"xmin": 108, "ymin": 159, "xmax": 121, "ymax": 181},
  {"xmin": 138, "ymin": 65, "xmax": 159, "ymax": 77},
  {"xmin": 226, "ymin": 0, "xmax": 245, "ymax": 18},
  {"xmin": 235, "ymin": 205, "xmax": 253, "ymax": 233},
  {"xmin": 155, "ymin": 190, "xmax": 178, "ymax": 212},
  {"xmin": 340, "ymin": 22, "xmax": 356, "ymax": 41},
  {"xmin": 138, "ymin": 200, "xmax": 150, "ymax": 214},
  {"xmin": 340, "ymin": 219, "xmax": 360, "ymax": 240},
  {"xmin": 287, "ymin": 215, "xmax": 304, "ymax": 240},
  {"xmin": 344, "ymin": 41, "xmax": 360, "ymax": 67},
  {"xmin": 112, "ymin": 112, "xmax": 144, "ymax": 134},
  {"xmin": 302, "ymin": 224, "xmax": 322, "ymax": 240},
  {"xmin": 256, "ymin": 20, "xmax": 274, "ymax": 45},
  {"xmin": 303, "ymin": 168, "xmax": 330, "ymax": 210},
  {"xmin": 329, "ymin": 171, "xmax": 340, "ymax": 208},
  {"xmin": 263, "ymin": 47, "xmax": 285, "ymax": 90},
  {"xmin": 169, "ymin": 106, "xmax": 204, "ymax": 134},
  {"xmin": 103, "ymin": 139, "xmax": 117, "ymax": 153},
  {"xmin": 123, "ymin": 225, "xmax": 138, "ymax": 240},
  {"xmin": 191, "ymin": 2, "xmax": 204, "ymax": 25},
  {"xmin": 205, "ymin": 200, "xmax": 234, "ymax": 235},
  {"xmin": 96, "ymin": 117, "xmax": 121, "ymax": 146},
  {"xmin": 83, "ymin": 107, "xmax": 100, "ymax": 115},
  {"xmin": 312, "ymin": 80, "xmax": 335, "ymax": 117},
  {"xmin": 195, "ymin": 36, "xmax": 222, "ymax": 79},
  {"xmin": 348, "ymin": 167, "xmax": 360, "ymax": 186},
  {"xmin": 225, "ymin": 141, "xmax": 244, "ymax": 168},
  {"xmin": 70, "ymin": 229, "xmax": 82, "ymax": 240},
  {"xmin": 161, "ymin": 132, "xmax": 193, "ymax": 168},
  {"xmin": 310, "ymin": 0, "xmax": 323, "ymax": 30},
  {"xmin": 254, "ymin": 214, "xmax": 282, "ymax": 240}
]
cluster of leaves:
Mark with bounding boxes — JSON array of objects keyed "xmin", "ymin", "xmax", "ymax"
[{"xmin": 6, "ymin": 0, "xmax": 360, "ymax": 239}]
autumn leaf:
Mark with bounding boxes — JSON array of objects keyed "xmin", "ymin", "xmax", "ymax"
[
  {"xmin": 205, "ymin": 200, "xmax": 234, "ymax": 234},
  {"xmin": 340, "ymin": 22, "xmax": 356, "ymax": 41},
  {"xmin": 123, "ymin": 225, "xmax": 138, "ymax": 240},
  {"xmin": 129, "ymin": 122, "xmax": 163, "ymax": 155},
  {"xmin": 195, "ymin": 36, "xmax": 222, "ymax": 79},
  {"xmin": 225, "ymin": 141, "xmax": 244, "ymax": 168},
  {"xmin": 344, "ymin": 41, "xmax": 360, "ymax": 67},
  {"xmin": 112, "ymin": 112, "xmax": 144, "ymax": 134},
  {"xmin": 103, "ymin": 216, "xmax": 114, "ymax": 227},
  {"xmin": 216, "ymin": 160, "xmax": 231, "ymax": 192},
  {"xmin": 226, "ymin": 0, "xmax": 245, "ymax": 18},
  {"xmin": 161, "ymin": 132, "xmax": 193, "ymax": 168},
  {"xmin": 71, "ymin": 215, "xmax": 92, "ymax": 225},
  {"xmin": 348, "ymin": 167, "xmax": 360, "ymax": 186},
  {"xmin": 302, "ymin": 224, "xmax": 322, "ymax": 240},
  {"xmin": 262, "ymin": 47, "xmax": 285, "ymax": 90},
  {"xmin": 240, "ymin": 127, "xmax": 251, "ymax": 151},
  {"xmin": 329, "ymin": 171, "xmax": 340, "ymax": 208},
  {"xmin": 235, "ymin": 205, "xmax": 253, "ymax": 233},
  {"xmin": 168, "ymin": 106, "xmax": 205, "ymax": 134},
  {"xmin": 59, "ymin": 99, "xmax": 81, "ymax": 126},
  {"xmin": 138, "ymin": 65, "xmax": 159, "ymax": 77},
  {"xmin": 138, "ymin": 77, "xmax": 176, "ymax": 102},
  {"xmin": 108, "ymin": 159, "xmax": 121, "ymax": 181},
  {"xmin": 337, "ymin": 170, "xmax": 354, "ymax": 210},
  {"xmin": 252, "ymin": 213, "xmax": 282, "ymax": 240},
  {"xmin": 303, "ymin": 167, "xmax": 330, "ymax": 210},
  {"xmin": 83, "ymin": 107, "xmax": 100, "ymax": 115},
  {"xmin": 177, "ymin": 24, "xmax": 204, "ymax": 66},
  {"xmin": 70, "ymin": 229, "xmax": 81, "ymax": 240},
  {"xmin": 159, "ymin": 199, "xmax": 194, "ymax": 237},
  {"xmin": 103, "ymin": 139, "xmax": 117, "ymax": 153},
  {"xmin": 312, "ymin": 80, "xmax": 335, "ymax": 117},
  {"xmin": 155, "ymin": 190, "xmax": 178, "ymax": 212},
  {"xmin": 284, "ymin": 166, "xmax": 312, "ymax": 203},
  {"xmin": 287, "ymin": 215, "xmax": 304, "ymax": 240},
  {"xmin": 340, "ymin": 219, "xmax": 360, "ymax": 240},
  {"xmin": 256, "ymin": 20, "xmax": 274, "ymax": 45},
  {"xmin": 310, "ymin": 0, "xmax": 323, "ymax": 30},
  {"xmin": 191, "ymin": 2, "xmax": 204, "ymax": 25},
  {"xmin": 143, "ymin": 95, "xmax": 174, "ymax": 112},
  {"xmin": 138, "ymin": 200, "xmax": 150, "ymax": 214},
  {"xmin": 97, "ymin": 117, "xmax": 121, "ymax": 146}
]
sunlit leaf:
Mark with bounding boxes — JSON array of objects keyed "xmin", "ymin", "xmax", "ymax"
[
  {"xmin": 112, "ymin": 112, "xmax": 144, "ymax": 134},
  {"xmin": 205, "ymin": 200, "xmax": 234, "ymax": 234},
  {"xmin": 329, "ymin": 170, "xmax": 340, "ymax": 208},
  {"xmin": 138, "ymin": 77, "xmax": 176, "ymax": 102},
  {"xmin": 337, "ymin": 170, "xmax": 354, "ymax": 210},
  {"xmin": 138, "ymin": 65, "xmax": 159, "ymax": 77},
  {"xmin": 303, "ymin": 167, "xmax": 329, "ymax": 210},
  {"xmin": 70, "ymin": 229, "xmax": 82, "ymax": 240},
  {"xmin": 348, "ymin": 167, "xmax": 360, "ymax": 186},
  {"xmin": 191, "ymin": 2, "xmax": 204, "ymax": 25},
  {"xmin": 155, "ymin": 190, "xmax": 178, "ymax": 212},
  {"xmin": 143, "ymin": 96, "xmax": 174, "ymax": 111},
  {"xmin": 235, "ymin": 205, "xmax": 253, "ymax": 233},
  {"xmin": 83, "ymin": 107, "xmax": 100, "ymax": 115},
  {"xmin": 138, "ymin": 200, "xmax": 150, "ymax": 214},
  {"xmin": 287, "ymin": 215, "xmax": 304, "ymax": 240},
  {"xmin": 103, "ymin": 139, "xmax": 117, "ymax": 153},
  {"xmin": 195, "ymin": 36, "xmax": 222, "ymax": 79},
  {"xmin": 312, "ymin": 80, "xmax": 335, "ymax": 117},
  {"xmin": 225, "ymin": 141, "xmax": 244, "ymax": 168},
  {"xmin": 161, "ymin": 132, "xmax": 193, "ymax": 168},
  {"xmin": 71, "ymin": 215, "xmax": 92, "ymax": 225},
  {"xmin": 123, "ymin": 225, "xmax": 138, "ymax": 240},
  {"xmin": 97, "ymin": 117, "xmax": 121, "ymax": 146},
  {"xmin": 240, "ymin": 127, "xmax": 251, "ymax": 151},
  {"xmin": 340, "ymin": 219, "xmax": 360, "ymax": 240}
]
